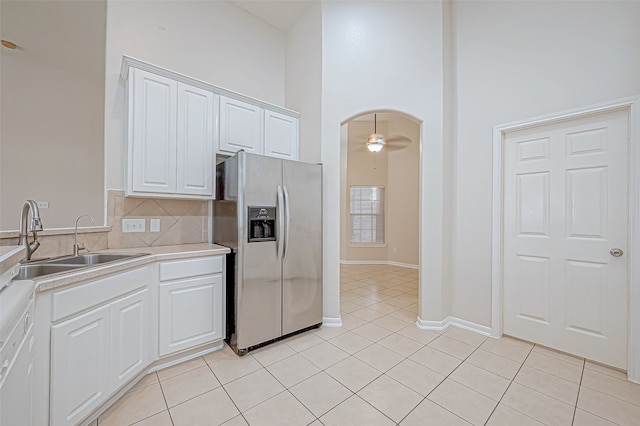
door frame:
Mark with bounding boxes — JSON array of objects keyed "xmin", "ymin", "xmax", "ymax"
[{"xmin": 491, "ymin": 96, "xmax": 640, "ymax": 382}]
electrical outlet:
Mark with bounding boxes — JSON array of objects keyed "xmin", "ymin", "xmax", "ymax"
[
  {"xmin": 37, "ymin": 201, "xmax": 49, "ymax": 209},
  {"xmin": 150, "ymin": 218, "xmax": 161, "ymax": 233},
  {"xmin": 122, "ymin": 218, "xmax": 145, "ymax": 233}
]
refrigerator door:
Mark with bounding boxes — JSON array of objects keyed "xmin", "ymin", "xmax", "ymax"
[
  {"xmin": 236, "ymin": 152, "xmax": 283, "ymax": 350},
  {"xmin": 282, "ymin": 160, "xmax": 323, "ymax": 335}
]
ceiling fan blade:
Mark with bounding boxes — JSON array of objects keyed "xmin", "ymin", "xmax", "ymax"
[
  {"xmin": 386, "ymin": 135, "xmax": 411, "ymax": 144},
  {"xmin": 385, "ymin": 136, "xmax": 412, "ymax": 150}
]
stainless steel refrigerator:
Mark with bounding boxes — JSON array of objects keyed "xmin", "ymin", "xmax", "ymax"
[{"xmin": 214, "ymin": 151, "xmax": 323, "ymax": 355}]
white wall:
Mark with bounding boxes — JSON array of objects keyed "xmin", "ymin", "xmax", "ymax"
[
  {"xmin": 104, "ymin": 0, "xmax": 287, "ymax": 190},
  {"xmin": 285, "ymin": 2, "xmax": 322, "ymax": 164},
  {"xmin": 451, "ymin": 1, "xmax": 640, "ymax": 326},
  {"xmin": 1, "ymin": 56, "xmax": 105, "ymax": 229},
  {"xmin": 387, "ymin": 116, "xmax": 420, "ymax": 266},
  {"xmin": 321, "ymin": 1, "xmax": 445, "ymax": 322},
  {"xmin": 0, "ymin": 0, "xmax": 105, "ymax": 230}
]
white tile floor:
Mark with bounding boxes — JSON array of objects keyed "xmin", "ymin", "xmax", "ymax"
[{"xmin": 95, "ymin": 264, "xmax": 640, "ymax": 425}]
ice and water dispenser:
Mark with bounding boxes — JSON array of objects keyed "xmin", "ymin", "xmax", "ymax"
[{"xmin": 247, "ymin": 206, "xmax": 276, "ymax": 242}]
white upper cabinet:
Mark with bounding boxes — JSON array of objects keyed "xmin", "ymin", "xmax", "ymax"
[
  {"xmin": 176, "ymin": 83, "xmax": 215, "ymax": 196},
  {"xmin": 264, "ymin": 109, "xmax": 299, "ymax": 160},
  {"xmin": 126, "ymin": 68, "xmax": 215, "ymax": 199},
  {"xmin": 122, "ymin": 56, "xmax": 300, "ymax": 193},
  {"xmin": 130, "ymin": 69, "xmax": 178, "ymax": 195},
  {"xmin": 219, "ymin": 96, "xmax": 263, "ymax": 155},
  {"xmin": 218, "ymin": 97, "xmax": 299, "ymax": 160}
]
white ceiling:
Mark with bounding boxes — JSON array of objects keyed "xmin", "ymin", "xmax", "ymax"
[{"xmin": 232, "ymin": 1, "xmax": 316, "ymax": 32}]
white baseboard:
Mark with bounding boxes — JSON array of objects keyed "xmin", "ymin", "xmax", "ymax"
[
  {"xmin": 340, "ymin": 259, "xmax": 418, "ymax": 269},
  {"xmin": 416, "ymin": 316, "xmax": 493, "ymax": 337},
  {"xmin": 322, "ymin": 316, "xmax": 343, "ymax": 327}
]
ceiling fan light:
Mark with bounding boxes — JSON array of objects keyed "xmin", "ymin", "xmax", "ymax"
[
  {"xmin": 367, "ymin": 142, "xmax": 383, "ymax": 152},
  {"xmin": 366, "ymin": 133, "xmax": 385, "ymax": 152},
  {"xmin": 368, "ymin": 133, "xmax": 384, "ymax": 144}
]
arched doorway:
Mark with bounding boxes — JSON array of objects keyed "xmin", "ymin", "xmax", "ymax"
[{"xmin": 337, "ymin": 111, "xmax": 421, "ymax": 329}]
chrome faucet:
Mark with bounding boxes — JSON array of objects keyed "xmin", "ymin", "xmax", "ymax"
[
  {"xmin": 18, "ymin": 200, "xmax": 44, "ymax": 261},
  {"xmin": 73, "ymin": 214, "xmax": 95, "ymax": 256}
]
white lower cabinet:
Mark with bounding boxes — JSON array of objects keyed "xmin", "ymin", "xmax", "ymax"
[
  {"xmin": 50, "ymin": 290, "xmax": 150, "ymax": 426},
  {"xmin": 51, "ymin": 305, "xmax": 111, "ymax": 426},
  {"xmin": 49, "ymin": 268, "xmax": 151, "ymax": 426},
  {"xmin": 158, "ymin": 257, "xmax": 223, "ymax": 356},
  {"xmin": 111, "ymin": 289, "xmax": 149, "ymax": 389},
  {"xmin": 42, "ymin": 255, "xmax": 225, "ymax": 425},
  {"xmin": 1, "ymin": 331, "xmax": 35, "ymax": 426}
]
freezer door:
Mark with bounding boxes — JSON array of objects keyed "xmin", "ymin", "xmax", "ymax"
[
  {"xmin": 236, "ymin": 153, "xmax": 283, "ymax": 350},
  {"xmin": 282, "ymin": 160, "xmax": 323, "ymax": 335}
]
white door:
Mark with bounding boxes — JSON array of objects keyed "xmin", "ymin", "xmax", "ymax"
[
  {"xmin": 503, "ymin": 108, "xmax": 629, "ymax": 369},
  {"xmin": 158, "ymin": 276, "xmax": 222, "ymax": 356},
  {"xmin": 111, "ymin": 289, "xmax": 148, "ymax": 390},
  {"xmin": 130, "ymin": 68, "xmax": 178, "ymax": 194},
  {"xmin": 176, "ymin": 83, "xmax": 215, "ymax": 196},
  {"xmin": 51, "ymin": 305, "xmax": 111, "ymax": 426},
  {"xmin": 264, "ymin": 110, "xmax": 299, "ymax": 160},
  {"xmin": 219, "ymin": 96, "xmax": 263, "ymax": 155}
]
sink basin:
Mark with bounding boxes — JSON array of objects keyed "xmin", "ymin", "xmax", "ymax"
[
  {"xmin": 17, "ymin": 252, "xmax": 149, "ymax": 280},
  {"xmin": 46, "ymin": 253, "xmax": 148, "ymax": 266},
  {"xmin": 16, "ymin": 264, "xmax": 84, "ymax": 280}
]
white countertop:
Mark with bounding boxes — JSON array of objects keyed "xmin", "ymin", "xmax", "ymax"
[
  {"xmin": 20, "ymin": 243, "xmax": 230, "ymax": 293},
  {"xmin": 0, "ymin": 245, "xmax": 25, "ymax": 278}
]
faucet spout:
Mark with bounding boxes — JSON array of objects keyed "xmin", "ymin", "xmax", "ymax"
[
  {"xmin": 18, "ymin": 200, "xmax": 44, "ymax": 261},
  {"xmin": 73, "ymin": 214, "xmax": 95, "ymax": 256}
]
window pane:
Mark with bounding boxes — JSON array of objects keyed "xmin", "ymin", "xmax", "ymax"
[{"xmin": 349, "ymin": 186, "xmax": 384, "ymax": 244}]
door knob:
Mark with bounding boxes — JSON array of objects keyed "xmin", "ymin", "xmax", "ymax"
[{"xmin": 610, "ymin": 248, "xmax": 624, "ymax": 257}]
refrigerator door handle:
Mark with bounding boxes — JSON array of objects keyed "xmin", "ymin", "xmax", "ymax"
[
  {"xmin": 283, "ymin": 185, "xmax": 291, "ymax": 260},
  {"xmin": 277, "ymin": 185, "xmax": 285, "ymax": 261}
]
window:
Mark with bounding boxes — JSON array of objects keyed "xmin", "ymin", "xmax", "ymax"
[{"xmin": 350, "ymin": 186, "xmax": 385, "ymax": 244}]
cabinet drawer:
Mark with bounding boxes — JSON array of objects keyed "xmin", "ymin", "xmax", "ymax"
[
  {"xmin": 159, "ymin": 256, "xmax": 223, "ymax": 282},
  {"xmin": 51, "ymin": 267, "xmax": 149, "ymax": 322}
]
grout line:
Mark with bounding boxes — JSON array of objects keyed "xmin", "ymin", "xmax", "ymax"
[
  {"xmin": 481, "ymin": 343, "xmax": 536, "ymax": 425},
  {"xmin": 571, "ymin": 359, "xmax": 586, "ymax": 425}
]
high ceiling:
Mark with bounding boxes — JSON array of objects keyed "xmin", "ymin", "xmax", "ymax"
[{"xmin": 232, "ymin": 1, "xmax": 316, "ymax": 32}]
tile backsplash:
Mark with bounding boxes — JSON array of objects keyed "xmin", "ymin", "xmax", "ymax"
[
  {"xmin": 0, "ymin": 191, "xmax": 210, "ymax": 259},
  {"xmin": 0, "ymin": 231, "xmax": 109, "ymax": 260},
  {"xmin": 107, "ymin": 190, "xmax": 210, "ymax": 249}
]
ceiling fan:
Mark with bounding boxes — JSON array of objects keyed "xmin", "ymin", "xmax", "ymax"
[{"xmin": 363, "ymin": 114, "xmax": 411, "ymax": 152}]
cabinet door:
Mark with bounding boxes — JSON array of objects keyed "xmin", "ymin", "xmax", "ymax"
[
  {"xmin": 51, "ymin": 305, "xmax": 110, "ymax": 426},
  {"xmin": 264, "ymin": 110, "xmax": 299, "ymax": 160},
  {"xmin": 219, "ymin": 96, "xmax": 263, "ymax": 155},
  {"xmin": 111, "ymin": 289, "xmax": 149, "ymax": 390},
  {"xmin": 130, "ymin": 68, "xmax": 178, "ymax": 194},
  {"xmin": 158, "ymin": 275, "xmax": 222, "ymax": 356},
  {"xmin": 0, "ymin": 332, "xmax": 34, "ymax": 426},
  {"xmin": 176, "ymin": 83, "xmax": 215, "ymax": 196}
]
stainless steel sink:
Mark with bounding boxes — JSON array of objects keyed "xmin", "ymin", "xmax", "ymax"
[
  {"xmin": 46, "ymin": 253, "xmax": 148, "ymax": 266},
  {"xmin": 17, "ymin": 252, "xmax": 149, "ymax": 280},
  {"xmin": 16, "ymin": 264, "xmax": 85, "ymax": 280}
]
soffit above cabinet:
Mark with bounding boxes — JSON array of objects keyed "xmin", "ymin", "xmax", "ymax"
[{"xmin": 120, "ymin": 56, "xmax": 299, "ymax": 119}]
